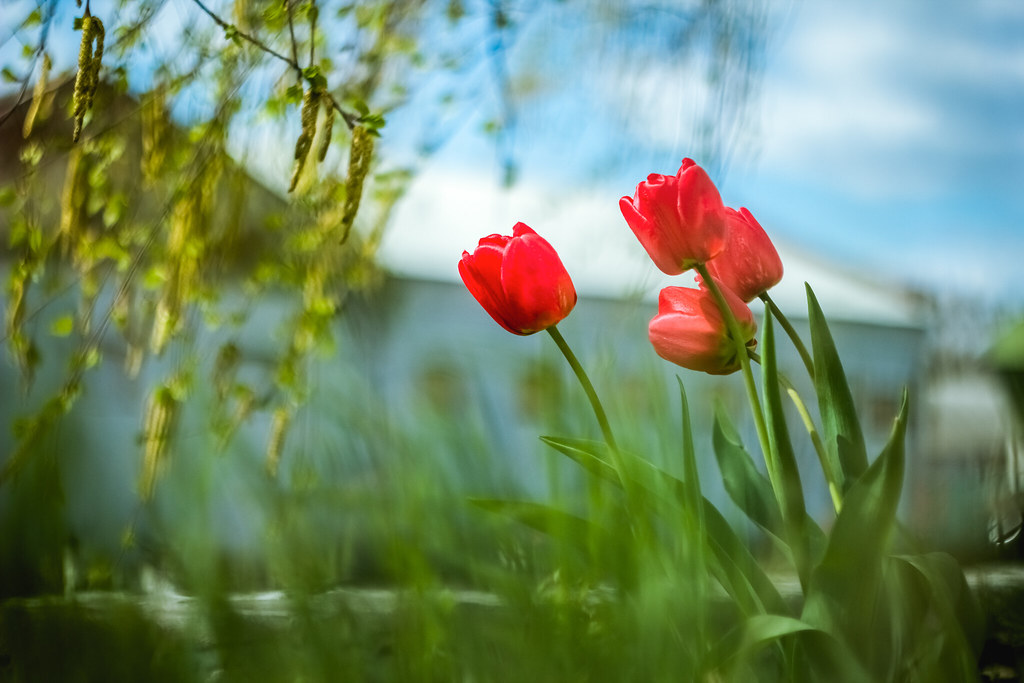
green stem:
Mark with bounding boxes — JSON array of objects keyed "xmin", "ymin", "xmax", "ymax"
[
  {"xmin": 547, "ymin": 325, "xmax": 649, "ymax": 548},
  {"xmin": 695, "ymin": 264, "xmax": 775, "ymax": 493},
  {"xmin": 546, "ymin": 325, "xmax": 618, "ymax": 452},
  {"xmin": 749, "ymin": 349, "xmax": 843, "ymax": 513},
  {"xmin": 760, "ymin": 292, "xmax": 814, "ymax": 382}
]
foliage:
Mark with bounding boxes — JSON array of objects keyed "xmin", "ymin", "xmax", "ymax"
[
  {"xmin": 472, "ymin": 285, "xmax": 983, "ymax": 680},
  {"xmin": 1, "ymin": 0, "xmax": 427, "ymax": 490}
]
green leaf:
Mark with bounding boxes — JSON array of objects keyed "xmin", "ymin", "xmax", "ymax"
[
  {"xmin": 705, "ymin": 614, "xmax": 821, "ymax": 675},
  {"xmin": 360, "ymin": 112, "xmax": 386, "ymax": 130},
  {"xmin": 50, "ymin": 314, "xmax": 73, "ymax": 337},
  {"xmin": 762, "ymin": 310, "xmax": 810, "ymax": 586},
  {"xmin": 467, "ymin": 497, "xmax": 601, "ymax": 550},
  {"xmin": 284, "ymin": 83, "xmax": 304, "ymax": 104},
  {"xmin": 1, "ymin": 67, "xmax": 19, "ymax": 83},
  {"xmin": 801, "ymin": 389, "xmax": 908, "ymax": 654},
  {"xmin": 702, "ymin": 502, "xmax": 788, "ymax": 616},
  {"xmin": 352, "ymin": 98, "xmax": 370, "ymax": 117},
  {"xmin": 539, "ymin": 436, "xmax": 618, "ymax": 483},
  {"xmin": 892, "ymin": 552, "xmax": 984, "ymax": 674},
  {"xmin": 712, "ymin": 405, "xmax": 782, "ymax": 535},
  {"xmin": 806, "ymin": 283, "xmax": 867, "ymax": 490},
  {"xmin": 540, "ymin": 434, "xmax": 787, "ymax": 614},
  {"xmin": 677, "ymin": 378, "xmax": 705, "ymax": 548}
]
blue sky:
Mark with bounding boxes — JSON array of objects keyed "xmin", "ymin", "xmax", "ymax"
[
  {"xmin": 3, "ymin": 1, "xmax": 1022, "ymax": 313},
  {"xmin": 724, "ymin": 1, "xmax": 1024, "ymax": 304},
  {"xmin": 381, "ymin": 0, "xmax": 1024, "ymax": 316}
]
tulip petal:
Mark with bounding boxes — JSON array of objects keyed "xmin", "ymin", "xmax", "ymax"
[
  {"xmin": 648, "ymin": 284, "xmax": 756, "ymax": 375},
  {"xmin": 459, "ymin": 222, "xmax": 576, "ymax": 336},
  {"xmin": 620, "ymin": 159, "xmax": 728, "ymax": 275},
  {"xmin": 460, "ymin": 240, "xmax": 520, "ymax": 334},
  {"xmin": 705, "ymin": 207, "xmax": 783, "ymax": 302},
  {"xmin": 502, "ymin": 230, "xmax": 576, "ymax": 334}
]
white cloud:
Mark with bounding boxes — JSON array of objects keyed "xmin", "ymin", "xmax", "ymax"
[{"xmin": 752, "ymin": 3, "xmax": 1024, "ymax": 197}]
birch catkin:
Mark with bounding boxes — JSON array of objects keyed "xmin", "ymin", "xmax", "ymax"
[
  {"xmin": 72, "ymin": 15, "xmax": 104, "ymax": 143},
  {"xmin": 339, "ymin": 125, "xmax": 374, "ymax": 243},
  {"xmin": 289, "ymin": 86, "xmax": 321, "ymax": 192},
  {"xmin": 265, "ymin": 406, "xmax": 292, "ymax": 477},
  {"xmin": 316, "ymin": 101, "xmax": 335, "ymax": 162},
  {"xmin": 23, "ymin": 53, "xmax": 51, "ymax": 138},
  {"xmin": 140, "ymin": 386, "xmax": 178, "ymax": 500}
]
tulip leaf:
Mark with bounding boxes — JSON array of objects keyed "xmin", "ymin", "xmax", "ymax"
[
  {"xmin": 762, "ymin": 310, "xmax": 811, "ymax": 586},
  {"xmin": 806, "ymin": 284, "xmax": 867, "ymax": 491},
  {"xmin": 704, "ymin": 615, "xmax": 819, "ymax": 674},
  {"xmin": 678, "ymin": 378, "xmax": 703, "ymax": 514},
  {"xmin": 702, "ymin": 502, "xmax": 788, "ymax": 616},
  {"xmin": 703, "ymin": 615, "xmax": 873, "ymax": 683},
  {"xmin": 891, "ymin": 552, "xmax": 984, "ymax": 676},
  {"xmin": 677, "ymin": 377, "xmax": 706, "ymax": 559},
  {"xmin": 801, "ymin": 388, "xmax": 907, "ymax": 653},
  {"xmin": 539, "ymin": 436, "xmax": 618, "ymax": 483},
  {"xmin": 467, "ymin": 497, "xmax": 602, "ymax": 550},
  {"xmin": 712, "ymin": 404, "xmax": 783, "ymax": 536},
  {"xmin": 540, "ymin": 436, "xmax": 677, "ymax": 511},
  {"xmin": 713, "ymin": 399, "xmax": 827, "ymax": 582},
  {"xmin": 541, "ymin": 434, "xmax": 787, "ymax": 615}
]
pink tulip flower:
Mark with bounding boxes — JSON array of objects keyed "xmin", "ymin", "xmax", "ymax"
[{"xmin": 648, "ymin": 283, "xmax": 757, "ymax": 375}]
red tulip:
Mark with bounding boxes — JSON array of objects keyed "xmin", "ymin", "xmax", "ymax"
[
  {"xmin": 648, "ymin": 284, "xmax": 757, "ymax": 375},
  {"xmin": 459, "ymin": 222, "xmax": 577, "ymax": 335},
  {"xmin": 619, "ymin": 158, "xmax": 728, "ymax": 275},
  {"xmin": 703, "ymin": 207, "xmax": 783, "ymax": 302}
]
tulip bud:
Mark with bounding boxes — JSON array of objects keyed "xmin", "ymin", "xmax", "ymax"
[
  {"xmin": 459, "ymin": 222, "xmax": 577, "ymax": 335},
  {"xmin": 703, "ymin": 207, "xmax": 783, "ymax": 302},
  {"xmin": 619, "ymin": 158, "xmax": 728, "ymax": 275},
  {"xmin": 648, "ymin": 283, "xmax": 757, "ymax": 375}
]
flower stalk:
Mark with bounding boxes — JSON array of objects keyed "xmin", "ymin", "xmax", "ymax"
[
  {"xmin": 695, "ymin": 263, "xmax": 777, "ymax": 497},
  {"xmin": 546, "ymin": 325, "xmax": 618, "ymax": 454}
]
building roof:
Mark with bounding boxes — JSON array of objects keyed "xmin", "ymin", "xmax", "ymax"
[{"xmin": 380, "ymin": 166, "xmax": 928, "ymax": 327}]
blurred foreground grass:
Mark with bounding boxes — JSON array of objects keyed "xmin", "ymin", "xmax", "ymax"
[{"xmin": 3, "ymin": 311, "xmax": 1023, "ymax": 681}]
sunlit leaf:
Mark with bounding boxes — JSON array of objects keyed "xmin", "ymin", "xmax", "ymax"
[
  {"xmin": 539, "ymin": 436, "xmax": 617, "ymax": 482},
  {"xmin": 49, "ymin": 314, "xmax": 73, "ymax": 337},
  {"xmin": 806, "ymin": 283, "xmax": 867, "ymax": 491},
  {"xmin": 762, "ymin": 310, "xmax": 811, "ymax": 586}
]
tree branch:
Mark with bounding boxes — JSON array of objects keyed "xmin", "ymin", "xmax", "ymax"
[
  {"xmin": 285, "ymin": 0, "xmax": 301, "ymax": 78},
  {"xmin": 189, "ymin": 0, "xmax": 358, "ymax": 130},
  {"xmin": 191, "ymin": 0, "xmax": 299, "ymax": 75},
  {"xmin": 308, "ymin": 0, "xmax": 318, "ymax": 65}
]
